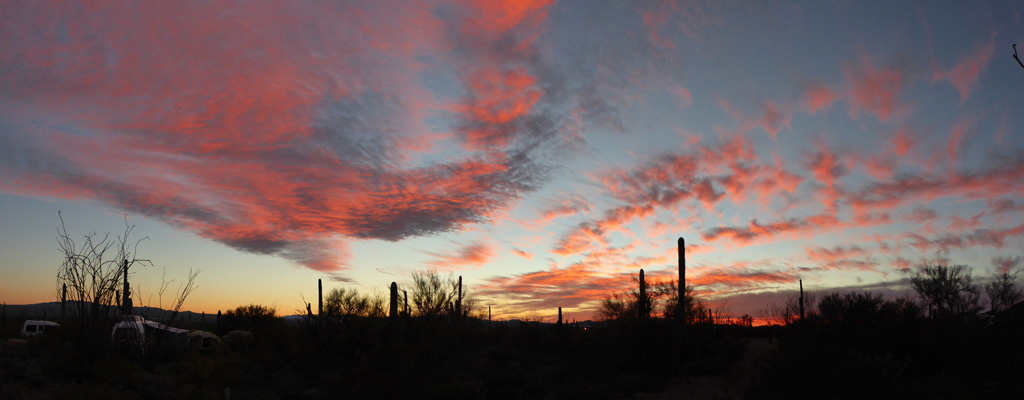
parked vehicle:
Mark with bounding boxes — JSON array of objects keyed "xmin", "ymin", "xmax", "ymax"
[
  {"xmin": 111, "ymin": 315, "xmax": 147, "ymax": 346},
  {"xmin": 111, "ymin": 315, "xmax": 191, "ymax": 353},
  {"xmin": 20, "ymin": 320, "xmax": 59, "ymax": 338}
]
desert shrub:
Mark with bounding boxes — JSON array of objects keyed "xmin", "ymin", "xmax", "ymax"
[
  {"xmin": 223, "ymin": 330, "xmax": 255, "ymax": 353},
  {"xmin": 219, "ymin": 304, "xmax": 278, "ymax": 335},
  {"xmin": 323, "ymin": 287, "xmax": 385, "ymax": 317}
]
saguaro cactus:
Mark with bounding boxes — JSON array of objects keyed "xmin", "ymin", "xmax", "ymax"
[
  {"xmin": 318, "ymin": 279, "xmax": 323, "ymax": 317},
  {"xmin": 390, "ymin": 282, "xmax": 399, "ymax": 319},
  {"xmin": 121, "ymin": 259, "xmax": 132, "ymax": 315},
  {"xmin": 61, "ymin": 283, "xmax": 66, "ymax": 320},
  {"xmin": 639, "ymin": 268, "xmax": 647, "ymax": 319},
  {"xmin": 403, "ymin": 290, "xmax": 409, "ymax": 317},
  {"xmin": 558, "ymin": 307, "xmax": 563, "ymax": 325},
  {"xmin": 799, "ymin": 279, "xmax": 805, "ymax": 321},
  {"xmin": 456, "ymin": 276, "xmax": 463, "ymax": 316},
  {"xmin": 678, "ymin": 237, "xmax": 685, "ymax": 321}
]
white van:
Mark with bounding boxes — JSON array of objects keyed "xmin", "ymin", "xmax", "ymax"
[{"xmin": 20, "ymin": 320, "xmax": 60, "ymax": 338}]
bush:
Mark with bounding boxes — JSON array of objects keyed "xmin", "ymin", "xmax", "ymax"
[{"xmin": 219, "ymin": 304, "xmax": 278, "ymax": 335}]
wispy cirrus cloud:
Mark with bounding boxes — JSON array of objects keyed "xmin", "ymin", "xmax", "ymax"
[
  {"xmin": 844, "ymin": 53, "xmax": 908, "ymax": 121},
  {"xmin": 800, "ymin": 81, "xmax": 838, "ymax": 114},
  {"xmin": 0, "ymin": 0, "xmax": 600, "ymax": 274},
  {"xmin": 423, "ymin": 240, "xmax": 497, "ymax": 271},
  {"xmin": 992, "ymin": 256, "xmax": 1022, "ymax": 274},
  {"xmin": 932, "ymin": 34, "xmax": 995, "ymax": 102}
]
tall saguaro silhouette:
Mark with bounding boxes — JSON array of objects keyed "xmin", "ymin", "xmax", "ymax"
[
  {"xmin": 121, "ymin": 259, "xmax": 132, "ymax": 315},
  {"xmin": 678, "ymin": 238, "xmax": 685, "ymax": 319},
  {"xmin": 456, "ymin": 276, "xmax": 463, "ymax": 316},
  {"xmin": 799, "ymin": 279, "xmax": 805, "ymax": 321},
  {"xmin": 638, "ymin": 268, "xmax": 647, "ymax": 319},
  {"xmin": 389, "ymin": 282, "xmax": 399, "ymax": 319},
  {"xmin": 677, "ymin": 237, "xmax": 686, "ymax": 365}
]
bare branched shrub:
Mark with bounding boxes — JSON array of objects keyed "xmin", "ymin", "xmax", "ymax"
[
  {"xmin": 598, "ymin": 276, "xmax": 709, "ymax": 323},
  {"xmin": 323, "ymin": 287, "xmax": 386, "ymax": 317},
  {"xmin": 54, "ymin": 212, "xmax": 199, "ymax": 357},
  {"xmin": 410, "ymin": 271, "xmax": 469, "ymax": 317},
  {"xmin": 910, "ymin": 264, "xmax": 982, "ymax": 318},
  {"xmin": 985, "ymin": 272, "xmax": 1022, "ymax": 314},
  {"xmin": 55, "ymin": 212, "xmax": 151, "ymax": 353},
  {"xmin": 758, "ymin": 300, "xmax": 791, "ymax": 326}
]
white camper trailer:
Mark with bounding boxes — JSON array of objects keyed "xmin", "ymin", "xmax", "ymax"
[
  {"xmin": 111, "ymin": 315, "xmax": 147, "ymax": 346},
  {"xmin": 20, "ymin": 320, "xmax": 59, "ymax": 338},
  {"xmin": 111, "ymin": 315, "xmax": 191, "ymax": 353}
]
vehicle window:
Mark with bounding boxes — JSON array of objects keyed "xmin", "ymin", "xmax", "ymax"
[{"xmin": 26, "ymin": 325, "xmax": 37, "ymax": 332}]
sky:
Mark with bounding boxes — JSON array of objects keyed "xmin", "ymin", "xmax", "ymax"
[{"xmin": 2, "ymin": 0, "xmax": 1023, "ymax": 321}]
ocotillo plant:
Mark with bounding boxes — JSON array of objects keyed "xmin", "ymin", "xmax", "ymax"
[
  {"xmin": 639, "ymin": 268, "xmax": 647, "ymax": 319},
  {"xmin": 390, "ymin": 282, "xmax": 399, "ymax": 319}
]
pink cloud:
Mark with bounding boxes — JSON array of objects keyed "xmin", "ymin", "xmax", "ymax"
[
  {"xmin": 759, "ymin": 101, "xmax": 792, "ymax": 140},
  {"xmin": 948, "ymin": 115, "xmax": 973, "ymax": 168},
  {"xmin": 511, "ymin": 248, "xmax": 534, "ymax": 260},
  {"xmin": 805, "ymin": 245, "xmax": 870, "ymax": 262},
  {"xmin": 992, "ymin": 256, "xmax": 1022, "ymax": 274},
  {"xmin": 849, "ymin": 157, "xmax": 1024, "ymax": 215},
  {"xmin": 538, "ymin": 196, "xmax": 591, "ymax": 222},
  {"xmin": 932, "ymin": 34, "xmax": 995, "ymax": 102},
  {"xmin": 800, "ymin": 81, "xmax": 838, "ymax": 114},
  {"xmin": 804, "ymin": 141, "xmax": 848, "ymax": 191},
  {"xmin": 673, "ymin": 85, "xmax": 695, "ymax": 108},
  {"xmin": 423, "ymin": 240, "xmax": 496, "ymax": 270},
  {"xmin": 844, "ymin": 54, "xmax": 907, "ymax": 121},
  {"xmin": 903, "ymin": 222, "xmax": 1024, "ymax": 253},
  {"xmin": 987, "ymin": 198, "xmax": 1024, "ymax": 215},
  {"xmin": 0, "ymin": 1, "xmax": 578, "ymax": 273},
  {"xmin": 701, "ymin": 214, "xmax": 842, "ymax": 244}
]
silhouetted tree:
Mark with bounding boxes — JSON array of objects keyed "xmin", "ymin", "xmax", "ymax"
[
  {"xmin": 663, "ymin": 284, "xmax": 712, "ymax": 323},
  {"xmin": 910, "ymin": 264, "xmax": 982, "ymax": 318},
  {"xmin": 599, "ymin": 277, "xmax": 709, "ymax": 322},
  {"xmin": 220, "ymin": 304, "xmax": 279, "ymax": 334},
  {"xmin": 817, "ymin": 292, "xmax": 884, "ymax": 325},
  {"xmin": 877, "ymin": 296, "xmax": 923, "ymax": 324},
  {"xmin": 323, "ymin": 287, "xmax": 386, "ymax": 318},
  {"xmin": 759, "ymin": 300, "xmax": 792, "ymax": 326},
  {"xmin": 985, "ymin": 272, "xmax": 1022, "ymax": 314},
  {"xmin": 785, "ymin": 290, "xmax": 820, "ymax": 322},
  {"xmin": 409, "ymin": 271, "xmax": 475, "ymax": 317}
]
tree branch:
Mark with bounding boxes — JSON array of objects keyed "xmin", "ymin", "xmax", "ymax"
[{"xmin": 1015, "ymin": 44, "xmax": 1024, "ymax": 70}]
